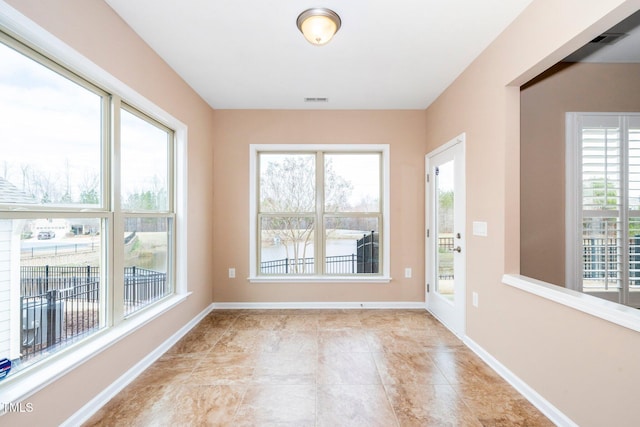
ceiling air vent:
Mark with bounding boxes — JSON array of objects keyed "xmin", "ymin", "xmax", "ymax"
[
  {"xmin": 590, "ymin": 32, "xmax": 626, "ymax": 44},
  {"xmin": 304, "ymin": 97, "xmax": 329, "ymax": 103}
]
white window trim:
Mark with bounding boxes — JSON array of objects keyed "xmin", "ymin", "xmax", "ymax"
[
  {"xmin": 249, "ymin": 144, "xmax": 391, "ymax": 282},
  {"xmin": 0, "ymin": 1, "xmax": 189, "ymax": 403},
  {"xmin": 565, "ymin": 112, "xmax": 581, "ymax": 292},
  {"xmin": 566, "ymin": 112, "xmax": 640, "ymax": 306}
]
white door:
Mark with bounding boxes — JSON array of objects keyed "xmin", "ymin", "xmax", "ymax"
[{"xmin": 426, "ymin": 134, "xmax": 466, "ymax": 337}]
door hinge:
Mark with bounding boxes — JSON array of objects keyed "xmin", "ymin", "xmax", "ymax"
[
  {"xmin": 427, "ymin": 283, "xmax": 430, "ymax": 293},
  {"xmin": 426, "ymin": 174, "xmax": 430, "ymax": 183},
  {"xmin": 427, "ymin": 229, "xmax": 430, "ymax": 238}
]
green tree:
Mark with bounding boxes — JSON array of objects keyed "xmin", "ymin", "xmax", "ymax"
[
  {"xmin": 80, "ymin": 188, "xmax": 99, "ymax": 204},
  {"xmin": 438, "ymin": 190, "xmax": 454, "ymax": 233},
  {"xmin": 126, "ymin": 190, "xmax": 158, "ymax": 210},
  {"xmin": 587, "ymin": 179, "xmax": 618, "ymax": 209}
]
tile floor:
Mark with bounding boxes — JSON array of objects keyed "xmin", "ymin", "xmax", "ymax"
[{"xmin": 84, "ymin": 309, "xmax": 554, "ymax": 426}]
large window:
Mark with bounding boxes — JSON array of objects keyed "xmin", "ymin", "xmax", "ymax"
[
  {"xmin": 567, "ymin": 113, "xmax": 640, "ymax": 308},
  {"xmin": 0, "ymin": 30, "xmax": 176, "ymax": 376},
  {"xmin": 250, "ymin": 145, "xmax": 389, "ymax": 280}
]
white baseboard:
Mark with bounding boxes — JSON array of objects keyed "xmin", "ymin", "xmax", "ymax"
[
  {"xmin": 211, "ymin": 301, "xmax": 426, "ymax": 310},
  {"xmin": 61, "ymin": 303, "xmax": 214, "ymax": 427},
  {"xmin": 463, "ymin": 337, "xmax": 577, "ymax": 427}
]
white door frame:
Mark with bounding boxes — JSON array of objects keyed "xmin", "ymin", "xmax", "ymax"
[{"xmin": 425, "ymin": 133, "xmax": 466, "ymax": 338}]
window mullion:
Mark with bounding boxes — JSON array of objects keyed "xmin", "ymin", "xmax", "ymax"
[
  {"xmin": 111, "ymin": 97, "xmax": 125, "ymax": 325},
  {"xmin": 622, "ymin": 117, "xmax": 630, "ymax": 305},
  {"xmin": 316, "ymin": 151, "xmax": 325, "ymax": 275}
]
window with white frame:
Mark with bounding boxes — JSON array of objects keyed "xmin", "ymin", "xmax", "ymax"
[
  {"xmin": 567, "ymin": 113, "xmax": 640, "ymax": 308},
  {"xmin": 250, "ymin": 145, "xmax": 389, "ymax": 280},
  {"xmin": 0, "ymin": 30, "xmax": 176, "ymax": 375}
]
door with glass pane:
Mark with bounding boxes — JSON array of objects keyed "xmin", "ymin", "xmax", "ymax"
[{"xmin": 426, "ymin": 135, "xmax": 466, "ymax": 336}]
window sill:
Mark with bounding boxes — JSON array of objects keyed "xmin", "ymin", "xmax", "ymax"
[
  {"xmin": 502, "ymin": 274, "xmax": 640, "ymax": 333},
  {"xmin": 0, "ymin": 292, "xmax": 190, "ymax": 407},
  {"xmin": 248, "ymin": 276, "xmax": 392, "ymax": 284}
]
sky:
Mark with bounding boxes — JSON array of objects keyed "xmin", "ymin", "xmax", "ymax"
[
  {"xmin": 260, "ymin": 152, "xmax": 381, "ymax": 210},
  {"xmin": 0, "ymin": 41, "xmax": 168, "ymax": 205}
]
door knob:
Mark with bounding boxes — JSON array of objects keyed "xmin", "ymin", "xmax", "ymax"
[{"xmin": 452, "ymin": 246, "xmax": 462, "ymax": 253}]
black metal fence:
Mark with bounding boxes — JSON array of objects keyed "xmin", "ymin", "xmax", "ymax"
[
  {"xmin": 438, "ymin": 237, "xmax": 454, "ymax": 252},
  {"xmin": 21, "ymin": 265, "xmax": 100, "ymax": 298},
  {"xmin": 260, "ymin": 232, "xmax": 380, "ymax": 275},
  {"xmin": 261, "ymin": 257, "xmax": 316, "ymax": 274},
  {"xmin": 19, "ymin": 265, "xmax": 167, "ymax": 360},
  {"xmin": 21, "ymin": 283, "xmax": 100, "ymax": 360},
  {"xmin": 583, "ymin": 236, "xmax": 640, "ymax": 284},
  {"xmin": 357, "ymin": 231, "xmax": 378, "ymax": 273},
  {"xmin": 437, "ymin": 237, "xmax": 454, "ymax": 280},
  {"xmin": 260, "ymin": 234, "xmax": 458, "ymax": 277},
  {"xmin": 124, "ymin": 266, "xmax": 170, "ymax": 315}
]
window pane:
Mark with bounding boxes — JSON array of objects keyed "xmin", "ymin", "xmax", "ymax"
[
  {"xmin": 325, "ymin": 217, "xmax": 379, "ymax": 274},
  {"xmin": 630, "ymin": 217, "xmax": 640, "ymax": 296},
  {"xmin": 629, "ymin": 118, "xmax": 640, "ymax": 210},
  {"xmin": 0, "ymin": 217, "xmax": 104, "ymax": 375},
  {"xmin": 325, "ymin": 154, "xmax": 380, "ymax": 212},
  {"xmin": 629, "ymin": 118, "xmax": 640, "ymax": 304},
  {"xmin": 582, "ymin": 125, "xmax": 621, "ymax": 211},
  {"xmin": 582, "ymin": 217, "xmax": 622, "ymax": 293},
  {"xmin": 121, "ymin": 108, "xmax": 169, "ymax": 211},
  {"xmin": 123, "ymin": 217, "xmax": 171, "ymax": 316},
  {"xmin": 0, "ymin": 42, "xmax": 103, "ymax": 207},
  {"xmin": 259, "ymin": 154, "xmax": 315, "ymax": 213},
  {"xmin": 259, "ymin": 216, "xmax": 315, "ymax": 274}
]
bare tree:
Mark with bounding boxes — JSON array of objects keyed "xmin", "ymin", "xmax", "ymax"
[
  {"xmin": 33, "ymin": 170, "xmax": 61, "ymax": 203},
  {"xmin": 79, "ymin": 171, "xmax": 100, "ymax": 204},
  {"xmin": 260, "ymin": 155, "xmax": 352, "ymax": 273}
]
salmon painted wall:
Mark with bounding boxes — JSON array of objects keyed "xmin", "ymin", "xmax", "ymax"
[
  {"xmin": 2, "ymin": 0, "xmax": 215, "ymax": 425},
  {"xmin": 424, "ymin": 0, "xmax": 640, "ymax": 425},
  {"xmin": 521, "ymin": 62, "xmax": 640, "ymax": 286},
  {"xmin": 211, "ymin": 110, "xmax": 427, "ymax": 303}
]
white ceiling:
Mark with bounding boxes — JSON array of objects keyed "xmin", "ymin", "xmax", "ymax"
[{"xmin": 105, "ymin": 0, "xmax": 534, "ymax": 110}]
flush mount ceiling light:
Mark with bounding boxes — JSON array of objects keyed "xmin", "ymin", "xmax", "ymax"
[{"xmin": 296, "ymin": 8, "xmax": 341, "ymax": 46}]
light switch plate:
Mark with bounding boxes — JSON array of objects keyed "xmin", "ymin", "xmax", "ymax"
[{"xmin": 472, "ymin": 221, "xmax": 488, "ymax": 237}]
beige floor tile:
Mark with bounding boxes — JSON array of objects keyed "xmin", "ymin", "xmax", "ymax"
[
  {"xmin": 278, "ymin": 314, "xmax": 319, "ymax": 330},
  {"xmin": 189, "ymin": 351, "xmax": 257, "ymax": 385},
  {"xmin": 317, "ymin": 311, "xmax": 364, "ymax": 329},
  {"xmin": 358, "ymin": 309, "xmax": 406, "ymax": 330},
  {"xmin": 373, "ymin": 351, "xmax": 449, "ymax": 385},
  {"xmin": 385, "ymin": 383, "xmax": 482, "ymax": 427},
  {"xmin": 317, "ymin": 352, "xmax": 381, "ymax": 385},
  {"xmin": 367, "ymin": 329, "xmax": 441, "ymax": 353},
  {"xmin": 317, "ymin": 384, "xmax": 398, "ymax": 427},
  {"xmin": 212, "ymin": 329, "xmax": 277, "ymax": 353},
  {"xmin": 165, "ymin": 327, "xmax": 226, "ymax": 355},
  {"xmin": 233, "ymin": 384, "xmax": 316, "ymax": 426},
  {"xmin": 84, "ymin": 309, "xmax": 553, "ymax": 427},
  {"xmin": 264, "ymin": 330, "xmax": 318, "ymax": 353},
  {"xmin": 154, "ymin": 384, "xmax": 246, "ymax": 427},
  {"xmin": 130, "ymin": 354, "xmax": 198, "ymax": 389},
  {"xmin": 232, "ymin": 312, "xmax": 287, "ymax": 330},
  {"xmin": 318, "ymin": 329, "xmax": 371, "ymax": 353},
  {"xmin": 252, "ymin": 352, "xmax": 316, "ymax": 385}
]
